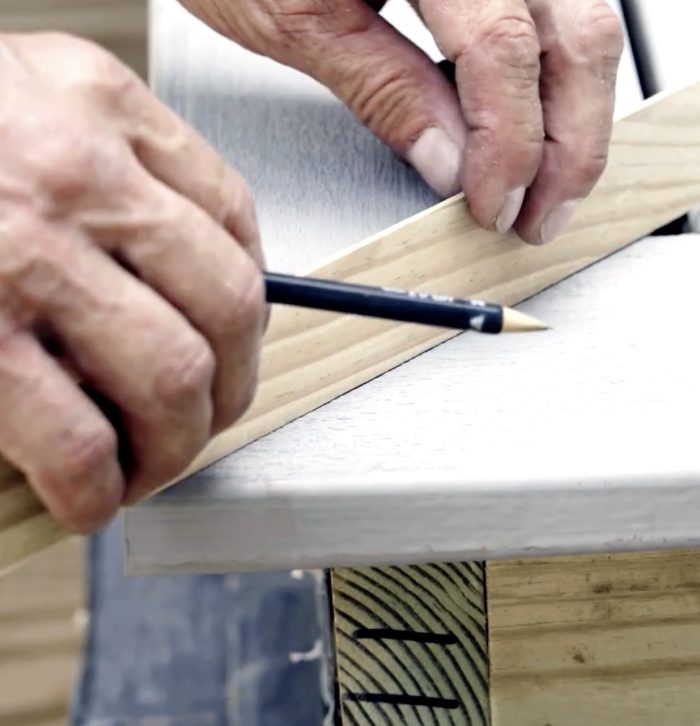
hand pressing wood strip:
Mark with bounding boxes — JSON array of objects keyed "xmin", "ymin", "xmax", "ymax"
[{"xmin": 2, "ymin": 81, "xmax": 700, "ymax": 573}]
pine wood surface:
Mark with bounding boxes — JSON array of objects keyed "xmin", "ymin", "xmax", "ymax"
[
  {"xmin": 2, "ymin": 80, "xmax": 700, "ymax": 574},
  {"xmin": 332, "ymin": 551, "xmax": 700, "ymax": 725},
  {"xmin": 487, "ymin": 551, "xmax": 700, "ymax": 725}
]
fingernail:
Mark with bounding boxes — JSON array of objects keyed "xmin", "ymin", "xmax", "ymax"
[
  {"xmin": 495, "ymin": 186, "xmax": 526, "ymax": 234},
  {"xmin": 407, "ymin": 127, "xmax": 462, "ymax": 198},
  {"xmin": 540, "ymin": 201, "xmax": 579, "ymax": 245}
]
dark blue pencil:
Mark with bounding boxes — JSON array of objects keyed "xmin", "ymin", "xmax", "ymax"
[{"xmin": 263, "ymin": 272, "xmax": 547, "ymax": 334}]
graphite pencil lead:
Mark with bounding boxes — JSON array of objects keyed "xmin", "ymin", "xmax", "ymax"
[{"xmin": 501, "ymin": 307, "xmax": 549, "ymax": 332}]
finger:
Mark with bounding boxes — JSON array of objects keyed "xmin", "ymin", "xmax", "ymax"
[
  {"xmin": 4, "ymin": 222, "xmax": 215, "ymax": 504},
  {"xmin": 0, "ymin": 321, "xmax": 123, "ymax": 533},
  {"xmin": 113, "ymin": 72, "xmax": 264, "ymax": 266},
  {"xmin": 417, "ymin": 0, "xmax": 545, "ymax": 232},
  {"xmin": 245, "ymin": 0, "xmax": 469, "ymax": 198},
  {"xmin": 83, "ymin": 166, "xmax": 266, "ymax": 434},
  {"xmin": 515, "ymin": 0, "xmax": 624, "ymax": 244}
]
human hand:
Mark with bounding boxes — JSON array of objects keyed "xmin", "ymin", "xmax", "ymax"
[
  {"xmin": 180, "ymin": 0, "xmax": 623, "ymax": 244},
  {"xmin": 0, "ymin": 34, "xmax": 266, "ymax": 532}
]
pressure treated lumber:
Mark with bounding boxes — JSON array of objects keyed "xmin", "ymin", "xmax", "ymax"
[
  {"xmin": 1, "ymin": 81, "xmax": 700, "ymax": 572},
  {"xmin": 487, "ymin": 551, "xmax": 700, "ymax": 725},
  {"xmin": 333, "ymin": 550, "xmax": 700, "ymax": 726},
  {"xmin": 332, "ymin": 563, "xmax": 489, "ymax": 725}
]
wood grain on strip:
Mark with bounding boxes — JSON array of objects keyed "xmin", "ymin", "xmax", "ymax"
[
  {"xmin": 1, "ymin": 81, "xmax": 700, "ymax": 572},
  {"xmin": 0, "ymin": 461, "xmax": 67, "ymax": 575},
  {"xmin": 332, "ymin": 563, "xmax": 489, "ymax": 726},
  {"xmin": 488, "ymin": 551, "xmax": 700, "ymax": 726}
]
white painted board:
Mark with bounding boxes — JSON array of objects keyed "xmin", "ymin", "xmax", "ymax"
[
  {"xmin": 627, "ymin": 0, "xmax": 700, "ymax": 92},
  {"xmin": 127, "ymin": 0, "xmax": 659, "ymax": 574},
  {"xmin": 127, "ymin": 233, "xmax": 700, "ymax": 574}
]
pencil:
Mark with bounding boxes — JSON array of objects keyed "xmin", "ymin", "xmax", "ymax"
[{"xmin": 264, "ymin": 272, "xmax": 547, "ymax": 334}]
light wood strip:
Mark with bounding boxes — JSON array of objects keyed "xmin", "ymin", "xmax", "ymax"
[
  {"xmin": 332, "ymin": 563, "xmax": 489, "ymax": 725},
  {"xmin": 488, "ymin": 550, "xmax": 700, "ymax": 726},
  {"xmin": 2, "ymin": 81, "xmax": 700, "ymax": 572}
]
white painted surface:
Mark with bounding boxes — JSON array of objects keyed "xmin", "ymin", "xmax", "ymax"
[
  {"xmin": 127, "ymin": 232, "xmax": 700, "ymax": 574},
  {"xmin": 127, "ymin": 0, "xmax": 670, "ymax": 574},
  {"xmin": 628, "ymin": 0, "xmax": 700, "ymax": 92}
]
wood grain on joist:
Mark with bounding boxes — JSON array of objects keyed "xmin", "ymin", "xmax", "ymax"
[
  {"xmin": 1, "ymin": 81, "xmax": 700, "ymax": 572},
  {"xmin": 488, "ymin": 551, "xmax": 700, "ymax": 726},
  {"xmin": 332, "ymin": 563, "xmax": 489, "ymax": 726}
]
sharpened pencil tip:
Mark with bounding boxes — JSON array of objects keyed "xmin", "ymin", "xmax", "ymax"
[{"xmin": 501, "ymin": 307, "xmax": 549, "ymax": 332}]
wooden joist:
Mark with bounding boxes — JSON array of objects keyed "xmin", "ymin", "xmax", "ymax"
[
  {"xmin": 330, "ymin": 551, "xmax": 700, "ymax": 725},
  {"xmin": 333, "ymin": 563, "xmax": 489, "ymax": 725}
]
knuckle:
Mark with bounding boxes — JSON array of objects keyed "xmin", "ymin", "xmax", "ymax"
[
  {"xmin": 234, "ymin": 178, "xmax": 256, "ymax": 220},
  {"xmin": 263, "ymin": 0, "xmax": 352, "ymax": 41},
  {"xmin": 573, "ymin": 148, "xmax": 609, "ymax": 188},
  {"xmin": 466, "ymin": 119, "xmax": 543, "ymax": 175},
  {"xmin": 54, "ymin": 487, "xmax": 121, "ymax": 534},
  {"xmin": 220, "ymin": 170, "xmax": 257, "ymax": 227},
  {"xmin": 153, "ymin": 335, "xmax": 215, "ymax": 408},
  {"xmin": 229, "ymin": 371, "xmax": 259, "ymax": 422},
  {"xmin": 32, "ymin": 130, "xmax": 101, "ymax": 203},
  {"xmin": 42, "ymin": 424, "xmax": 122, "ymax": 533},
  {"xmin": 60, "ymin": 423, "xmax": 119, "ymax": 483},
  {"xmin": 570, "ymin": 4, "xmax": 624, "ymax": 66},
  {"xmin": 215, "ymin": 363, "xmax": 260, "ymax": 432},
  {"xmin": 43, "ymin": 32, "xmax": 136, "ymax": 106},
  {"xmin": 346, "ymin": 62, "xmax": 419, "ymax": 137},
  {"xmin": 219, "ymin": 267, "xmax": 266, "ymax": 338},
  {"xmin": 467, "ymin": 15, "xmax": 541, "ymax": 75}
]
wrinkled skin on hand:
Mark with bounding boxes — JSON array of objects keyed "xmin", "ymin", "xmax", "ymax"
[
  {"xmin": 181, "ymin": 0, "xmax": 624, "ymax": 244},
  {"xmin": 0, "ymin": 33, "xmax": 266, "ymax": 532}
]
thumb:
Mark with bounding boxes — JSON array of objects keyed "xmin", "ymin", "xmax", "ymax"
[{"xmin": 280, "ymin": 3, "xmax": 468, "ymax": 198}]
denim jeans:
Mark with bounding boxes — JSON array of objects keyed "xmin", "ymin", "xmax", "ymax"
[{"xmin": 71, "ymin": 517, "xmax": 332, "ymax": 725}]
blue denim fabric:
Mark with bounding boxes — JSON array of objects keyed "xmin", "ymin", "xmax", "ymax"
[{"xmin": 71, "ymin": 517, "xmax": 332, "ymax": 725}]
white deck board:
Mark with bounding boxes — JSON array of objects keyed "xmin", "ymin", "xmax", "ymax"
[
  {"xmin": 126, "ymin": 0, "xmax": 684, "ymax": 575},
  {"xmin": 127, "ymin": 233, "xmax": 700, "ymax": 574}
]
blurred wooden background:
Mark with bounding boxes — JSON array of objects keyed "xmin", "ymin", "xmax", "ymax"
[
  {"xmin": 1, "ymin": 0, "xmax": 147, "ymax": 76},
  {"xmin": 0, "ymin": 540, "xmax": 86, "ymax": 726},
  {"xmin": 0, "ymin": 5, "xmax": 147, "ymax": 724}
]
